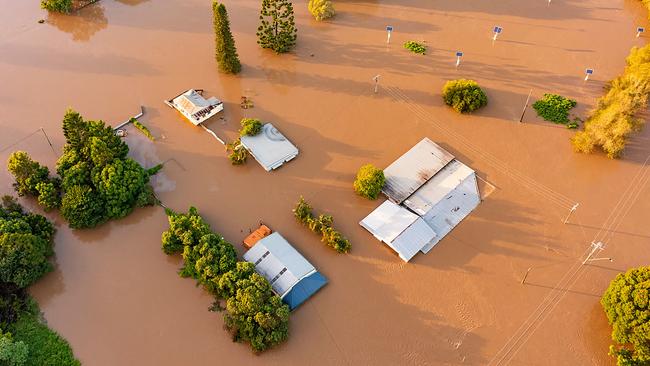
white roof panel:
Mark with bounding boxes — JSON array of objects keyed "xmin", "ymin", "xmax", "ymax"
[
  {"xmin": 390, "ymin": 218, "xmax": 437, "ymax": 261},
  {"xmin": 240, "ymin": 123, "xmax": 299, "ymax": 171}
]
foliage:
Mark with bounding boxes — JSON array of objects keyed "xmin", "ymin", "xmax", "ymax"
[
  {"xmin": 0, "ymin": 283, "xmax": 27, "ymax": 329},
  {"xmin": 226, "ymin": 139, "xmax": 248, "ymax": 165},
  {"xmin": 601, "ymin": 266, "xmax": 650, "ymax": 366},
  {"xmin": 353, "ymin": 164, "xmax": 385, "ymax": 200},
  {"xmin": 9, "ymin": 299, "xmax": 80, "ymax": 366},
  {"xmin": 292, "ymin": 197, "xmax": 351, "ymax": 253},
  {"xmin": 404, "ymin": 41, "xmax": 426, "ymax": 55},
  {"xmin": 7, "ymin": 110, "xmax": 159, "ymax": 229},
  {"xmin": 40, "ymin": 0, "xmax": 72, "ymax": 13},
  {"xmin": 572, "ymin": 45, "xmax": 650, "ymax": 158},
  {"xmin": 0, "ymin": 197, "xmax": 54, "ymax": 289},
  {"xmin": 161, "ymin": 208, "xmax": 290, "ymax": 352},
  {"xmin": 213, "ymin": 1, "xmax": 241, "ymax": 74},
  {"xmin": 132, "ymin": 119, "xmax": 155, "ymax": 141},
  {"xmin": 217, "ymin": 262, "xmax": 290, "ymax": 352},
  {"xmin": 308, "ymin": 0, "xmax": 335, "ymax": 21},
  {"xmin": 532, "ymin": 94, "xmax": 577, "ymax": 124},
  {"xmin": 442, "ymin": 79, "xmax": 488, "ymax": 114},
  {"xmin": 239, "ymin": 118, "xmax": 263, "ymax": 137},
  {"xmin": 0, "ymin": 330, "xmax": 28, "ymax": 366},
  {"xmin": 257, "ymin": 0, "xmax": 298, "ymax": 53}
]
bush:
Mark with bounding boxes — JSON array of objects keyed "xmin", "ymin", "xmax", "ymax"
[
  {"xmin": 601, "ymin": 266, "xmax": 649, "ymax": 366},
  {"xmin": 442, "ymin": 79, "xmax": 488, "ymax": 114},
  {"xmin": 532, "ymin": 94, "xmax": 577, "ymax": 124},
  {"xmin": 257, "ymin": 0, "xmax": 298, "ymax": 53},
  {"xmin": 239, "ymin": 118, "xmax": 263, "ymax": 137},
  {"xmin": 7, "ymin": 152, "xmax": 53, "ymax": 198},
  {"xmin": 572, "ymin": 45, "xmax": 650, "ymax": 158},
  {"xmin": 213, "ymin": 1, "xmax": 241, "ymax": 74},
  {"xmin": 226, "ymin": 139, "xmax": 248, "ymax": 165},
  {"xmin": 308, "ymin": 0, "xmax": 335, "ymax": 21},
  {"xmin": 40, "ymin": 0, "xmax": 72, "ymax": 13},
  {"xmin": 132, "ymin": 119, "xmax": 155, "ymax": 141},
  {"xmin": 292, "ymin": 196, "xmax": 351, "ymax": 253},
  {"xmin": 353, "ymin": 164, "xmax": 385, "ymax": 200},
  {"xmin": 404, "ymin": 41, "xmax": 426, "ymax": 55},
  {"xmin": 0, "ymin": 330, "xmax": 28, "ymax": 366}
]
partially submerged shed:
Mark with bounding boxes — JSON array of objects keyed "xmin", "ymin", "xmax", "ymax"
[
  {"xmin": 240, "ymin": 123, "xmax": 299, "ymax": 171},
  {"xmin": 243, "ymin": 232, "xmax": 327, "ymax": 310},
  {"xmin": 164, "ymin": 89, "xmax": 223, "ymax": 126}
]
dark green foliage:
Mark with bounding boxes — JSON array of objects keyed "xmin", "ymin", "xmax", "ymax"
[
  {"xmin": 532, "ymin": 94, "xmax": 577, "ymax": 124},
  {"xmin": 404, "ymin": 41, "xmax": 426, "ymax": 55},
  {"xmin": 239, "ymin": 118, "xmax": 263, "ymax": 137},
  {"xmin": 442, "ymin": 79, "xmax": 488, "ymax": 114},
  {"xmin": 353, "ymin": 164, "xmax": 385, "ymax": 200},
  {"xmin": 213, "ymin": 1, "xmax": 241, "ymax": 74},
  {"xmin": 40, "ymin": 0, "xmax": 72, "ymax": 13},
  {"xmin": 7, "ymin": 110, "xmax": 159, "ymax": 229},
  {"xmin": 0, "ymin": 197, "xmax": 54, "ymax": 289},
  {"xmin": 257, "ymin": 0, "xmax": 298, "ymax": 53},
  {"xmin": 132, "ymin": 119, "xmax": 155, "ymax": 141},
  {"xmin": 226, "ymin": 139, "xmax": 248, "ymax": 165},
  {"xmin": 217, "ymin": 262, "xmax": 290, "ymax": 352},
  {"xmin": 0, "ymin": 283, "xmax": 27, "ymax": 329},
  {"xmin": 292, "ymin": 197, "xmax": 351, "ymax": 253},
  {"xmin": 0, "ymin": 329, "xmax": 28, "ymax": 366},
  {"xmin": 601, "ymin": 266, "xmax": 650, "ymax": 366},
  {"xmin": 161, "ymin": 207, "xmax": 290, "ymax": 352}
]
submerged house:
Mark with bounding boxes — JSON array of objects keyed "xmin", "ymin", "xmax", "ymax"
[
  {"xmin": 243, "ymin": 232, "xmax": 327, "ymax": 310},
  {"xmin": 360, "ymin": 138, "xmax": 481, "ymax": 262},
  {"xmin": 164, "ymin": 89, "xmax": 223, "ymax": 126},
  {"xmin": 240, "ymin": 123, "xmax": 299, "ymax": 171}
]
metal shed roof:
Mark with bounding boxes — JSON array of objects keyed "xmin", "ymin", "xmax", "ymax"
[
  {"xmin": 382, "ymin": 138, "xmax": 455, "ymax": 204},
  {"xmin": 360, "ymin": 200, "xmax": 437, "ymax": 262},
  {"xmin": 243, "ymin": 232, "xmax": 315, "ymax": 298},
  {"xmin": 283, "ymin": 271, "xmax": 328, "ymax": 310},
  {"xmin": 240, "ymin": 123, "xmax": 299, "ymax": 171}
]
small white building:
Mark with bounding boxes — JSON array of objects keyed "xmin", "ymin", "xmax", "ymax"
[
  {"xmin": 240, "ymin": 123, "xmax": 299, "ymax": 171},
  {"xmin": 164, "ymin": 89, "xmax": 223, "ymax": 126},
  {"xmin": 360, "ymin": 138, "xmax": 481, "ymax": 262}
]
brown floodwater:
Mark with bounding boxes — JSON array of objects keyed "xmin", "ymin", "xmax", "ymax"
[{"xmin": 1, "ymin": 0, "xmax": 649, "ymax": 365}]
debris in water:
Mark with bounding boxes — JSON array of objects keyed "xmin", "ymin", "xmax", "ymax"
[{"xmin": 240, "ymin": 96, "xmax": 254, "ymax": 109}]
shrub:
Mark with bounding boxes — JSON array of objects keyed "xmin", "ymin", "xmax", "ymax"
[
  {"xmin": 442, "ymin": 79, "xmax": 488, "ymax": 113},
  {"xmin": 226, "ymin": 139, "xmax": 248, "ymax": 165},
  {"xmin": 532, "ymin": 94, "xmax": 577, "ymax": 124},
  {"xmin": 404, "ymin": 41, "xmax": 426, "ymax": 55},
  {"xmin": 161, "ymin": 207, "xmax": 212, "ymax": 255},
  {"xmin": 132, "ymin": 119, "xmax": 154, "ymax": 141},
  {"xmin": 7, "ymin": 152, "xmax": 52, "ymax": 198},
  {"xmin": 308, "ymin": 0, "xmax": 335, "ymax": 21},
  {"xmin": 40, "ymin": 0, "xmax": 72, "ymax": 13},
  {"xmin": 353, "ymin": 164, "xmax": 385, "ymax": 200},
  {"xmin": 257, "ymin": 0, "xmax": 298, "ymax": 53},
  {"xmin": 239, "ymin": 118, "xmax": 263, "ymax": 137},
  {"xmin": 601, "ymin": 266, "xmax": 649, "ymax": 366},
  {"xmin": 0, "ymin": 330, "xmax": 28, "ymax": 366},
  {"xmin": 293, "ymin": 196, "xmax": 351, "ymax": 253},
  {"xmin": 572, "ymin": 45, "xmax": 650, "ymax": 158},
  {"xmin": 213, "ymin": 1, "xmax": 241, "ymax": 74}
]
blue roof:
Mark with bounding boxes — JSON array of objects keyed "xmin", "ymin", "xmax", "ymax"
[{"xmin": 283, "ymin": 271, "xmax": 328, "ymax": 310}]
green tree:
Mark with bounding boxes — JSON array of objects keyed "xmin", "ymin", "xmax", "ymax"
[
  {"xmin": 353, "ymin": 164, "xmax": 385, "ymax": 200},
  {"xmin": 292, "ymin": 196, "xmax": 352, "ymax": 253},
  {"xmin": 0, "ymin": 330, "xmax": 28, "ymax": 366},
  {"xmin": 92, "ymin": 158, "xmax": 149, "ymax": 220},
  {"xmin": 601, "ymin": 266, "xmax": 650, "ymax": 366},
  {"xmin": 7, "ymin": 152, "xmax": 52, "ymax": 197},
  {"xmin": 40, "ymin": 0, "xmax": 72, "ymax": 13},
  {"xmin": 308, "ymin": 0, "xmax": 335, "ymax": 21},
  {"xmin": 532, "ymin": 94, "xmax": 577, "ymax": 125},
  {"xmin": 161, "ymin": 207, "xmax": 212, "ymax": 255},
  {"xmin": 180, "ymin": 233, "xmax": 237, "ymax": 293},
  {"xmin": 239, "ymin": 118, "xmax": 263, "ymax": 137},
  {"xmin": 213, "ymin": 1, "xmax": 241, "ymax": 74},
  {"xmin": 60, "ymin": 185, "xmax": 105, "ymax": 229},
  {"xmin": 292, "ymin": 196, "xmax": 313, "ymax": 224},
  {"xmin": 226, "ymin": 139, "xmax": 248, "ymax": 165},
  {"xmin": 257, "ymin": 0, "xmax": 298, "ymax": 53},
  {"xmin": 442, "ymin": 79, "xmax": 488, "ymax": 114}
]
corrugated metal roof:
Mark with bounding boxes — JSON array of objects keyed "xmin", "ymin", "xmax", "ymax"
[
  {"xmin": 240, "ymin": 123, "xmax": 299, "ymax": 171},
  {"xmin": 359, "ymin": 200, "xmax": 437, "ymax": 262},
  {"xmin": 382, "ymin": 138, "xmax": 455, "ymax": 204},
  {"xmin": 243, "ymin": 232, "xmax": 315, "ymax": 297},
  {"xmin": 283, "ymin": 271, "xmax": 328, "ymax": 310}
]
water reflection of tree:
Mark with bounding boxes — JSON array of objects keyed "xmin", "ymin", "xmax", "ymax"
[
  {"xmin": 114, "ymin": 0, "xmax": 150, "ymax": 6},
  {"xmin": 47, "ymin": 3, "xmax": 108, "ymax": 42}
]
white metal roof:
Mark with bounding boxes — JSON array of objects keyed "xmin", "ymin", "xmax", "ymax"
[
  {"xmin": 403, "ymin": 160, "xmax": 475, "ymax": 216},
  {"xmin": 382, "ymin": 138, "xmax": 455, "ymax": 204},
  {"xmin": 243, "ymin": 232, "xmax": 315, "ymax": 297},
  {"xmin": 168, "ymin": 89, "xmax": 223, "ymax": 126},
  {"xmin": 360, "ymin": 200, "xmax": 437, "ymax": 262},
  {"xmin": 240, "ymin": 123, "xmax": 299, "ymax": 171}
]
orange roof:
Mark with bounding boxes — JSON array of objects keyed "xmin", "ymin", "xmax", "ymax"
[{"xmin": 243, "ymin": 225, "xmax": 272, "ymax": 249}]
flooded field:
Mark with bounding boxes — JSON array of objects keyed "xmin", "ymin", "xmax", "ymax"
[{"xmin": 1, "ymin": 0, "xmax": 649, "ymax": 365}]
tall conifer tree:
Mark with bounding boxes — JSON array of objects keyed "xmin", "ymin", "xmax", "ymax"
[
  {"xmin": 256, "ymin": 0, "xmax": 297, "ymax": 53},
  {"xmin": 213, "ymin": 1, "xmax": 241, "ymax": 74}
]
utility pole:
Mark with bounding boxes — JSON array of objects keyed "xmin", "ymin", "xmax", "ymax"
[
  {"xmin": 519, "ymin": 89, "xmax": 533, "ymax": 123},
  {"xmin": 563, "ymin": 203, "xmax": 579, "ymax": 224},
  {"xmin": 373, "ymin": 75, "xmax": 381, "ymax": 93},
  {"xmin": 582, "ymin": 241, "xmax": 612, "ymax": 265},
  {"xmin": 521, "ymin": 267, "xmax": 532, "ymax": 284}
]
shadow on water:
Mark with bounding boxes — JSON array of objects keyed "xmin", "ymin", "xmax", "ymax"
[{"xmin": 46, "ymin": 2, "xmax": 107, "ymax": 42}]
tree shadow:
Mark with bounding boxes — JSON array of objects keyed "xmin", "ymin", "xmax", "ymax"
[{"xmin": 46, "ymin": 2, "xmax": 108, "ymax": 42}]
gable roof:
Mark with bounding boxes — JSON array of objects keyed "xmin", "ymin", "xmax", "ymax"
[{"xmin": 240, "ymin": 123, "xmax": 299, "ymax": 171}]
